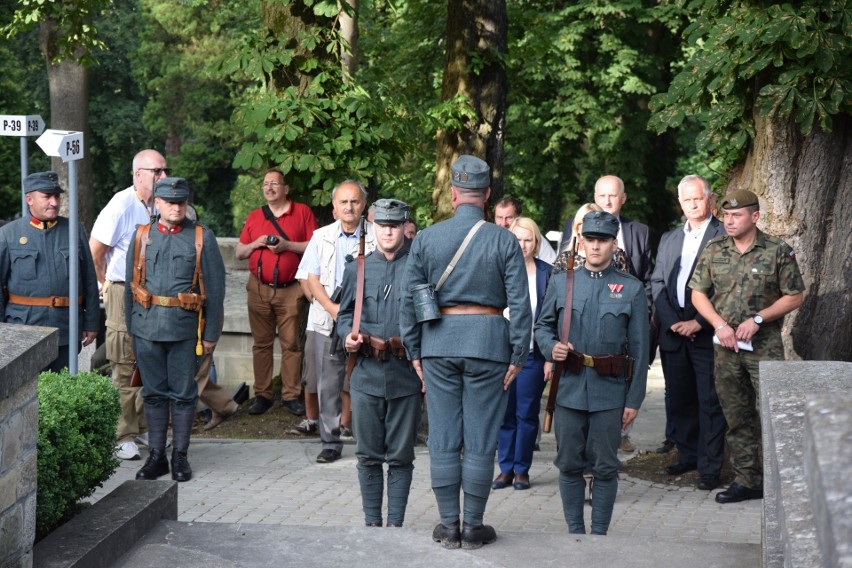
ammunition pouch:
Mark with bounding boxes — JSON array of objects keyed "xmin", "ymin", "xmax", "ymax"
[
  {"xmin": 178, "ymin": 292, "xmax": 205, "ymax": 312},
  {"xmin": 564, "ymin": 350, "xmax": 634, "ymax": 381},
  {"xmin": 131, "ymin": 281, "xmax": 152, "ymax": 309}
]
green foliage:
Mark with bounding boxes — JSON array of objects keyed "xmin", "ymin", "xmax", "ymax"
[
  {"xmin": 226, "ymin": 1, "xmax": 416, "ymax": 212},
  {"xmin": 649, "ymin": 0, "xmax": 852, "ymax": 173},
  {"xmin": 36, "ymin": 369, "xmax": 120, "ymax": 539},
  {"xmin": 1, "ymin": 0, "xmax": 113, "ymax": 64},
  {"xmin": 504, "ymin": 0, "xmax": 688, "ymax": 232},
  {"xmin": 129, "ymin": 0, "xmax": 258, "ymax": 236}
]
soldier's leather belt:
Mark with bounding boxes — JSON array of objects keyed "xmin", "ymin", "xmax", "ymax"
[
  {"xmin": 440, "ymin": 305, "xmax": 502, "ymax": 316},
  {"xmin": 6, "ymin": 292, "xmax": 82, "ymax": 307},
  {"xmin": 358, "ymin": 334, "xmax": 406, "ymax": 362},
  {"xmin": 564, "ymin": 350, "xmax": 634, "ymax": 380}
]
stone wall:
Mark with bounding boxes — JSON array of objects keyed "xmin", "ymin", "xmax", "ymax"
[
  {"xmin": 0, "ymin": 324, "xmax": 57, "ymax": 568},
  {"xmin": 761, "ymin": 361, "xmax": 852, "ymax": 568}
]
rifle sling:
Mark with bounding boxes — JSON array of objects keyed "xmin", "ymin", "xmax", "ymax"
[{"xmin": 345, "ymin": 218, "xmax": 367, "ymax": 380}]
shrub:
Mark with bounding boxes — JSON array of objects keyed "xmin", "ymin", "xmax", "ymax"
[{"xmin": 36, "ymin": 369, "xmax": 120, "ymax": 539}]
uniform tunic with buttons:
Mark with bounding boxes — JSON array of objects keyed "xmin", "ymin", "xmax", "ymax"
[
  {"xmin": 124, "ymin": 219, "xmax": 225, "ymax": 404},
  {"xmin": 337, "ymin": 242, "xmax": 421, "ymax": 467},
  {"xmin": 0, "ymin": 217, "xmax": 100, "ymax": 346},
  {"xmin": 535, "ymin": 264, "xmax": 649, "ymax": 413}
]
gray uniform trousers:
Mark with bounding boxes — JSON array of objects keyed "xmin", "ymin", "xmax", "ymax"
[{"xmin": 423, "ymin": 357, "xmax": 508, "ymax": 526}]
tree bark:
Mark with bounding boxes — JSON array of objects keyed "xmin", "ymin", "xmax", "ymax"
[
  {"xmin": 263, "ymin": 0, "xmax": 333, "ymax": 95},
  {"xmin": 433, "ymin": 0, "xmax": 507, "ymax": 221},
  {"xmin": 40, "ymin": 21, "xmax": 94, "ymax": 230},
  {"xmin": 724, "ymin": 112, "xmax": 852, "ymax": 361},
  {"xmin": 339, "ymin": 0, "xmax": 359, "ymax": 81}
]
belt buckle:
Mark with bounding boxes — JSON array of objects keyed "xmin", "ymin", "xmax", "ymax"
[
  {"xmin": 50, "ymin": 296, "xmax": 60, "ymax": 307},
  {"xmin": 583, "ymin": 354, "xmax": 595, "ymax": 368},
  {"xmin": 157, "ymin": 296, "xmax": 171, "ymax": 307}
]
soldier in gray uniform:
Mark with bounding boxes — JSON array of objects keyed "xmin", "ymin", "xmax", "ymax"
[
  {"xmin": 535, "ymin": 211, "xmax": 649, "ymax": 535},
  {"xmin": 337, "ymin": 198, "xmax": 421, "ymax": 528},
  {"xmin": 0, "ymin": 171, "xmax": 99, "ymax": 371},
  {"xmin": 403, "ymin": 155, "xmax": 532, "ymax": 549},
  {"xmin": 125, "ymin": 177, "xmax": 226, "ymax": 482}
]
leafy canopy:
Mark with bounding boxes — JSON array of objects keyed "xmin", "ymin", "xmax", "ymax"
[{"xmin": 649, "ymin": 0, "xmax": 852, "ymax": 172}]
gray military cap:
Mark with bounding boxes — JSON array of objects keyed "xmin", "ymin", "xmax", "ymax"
[
  {"xmin": 372, "ymin": 198, "xmax": 409, "ymax": 226},
  {"xmin": 581, "ymin": 211, "xmax": 619, "ymax": 239},
  {"xmin": 450, "ymin": 155, "xmax": 490, "ymax": 190},
  {"xmin": 25, "ymin": 171, "xmax": 64, "ymax": 194},
  {"xmin": 154, "ymin": 177, "xmax": 190, "ymax": 203}
]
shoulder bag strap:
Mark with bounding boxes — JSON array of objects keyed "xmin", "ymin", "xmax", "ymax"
[
  {"xmin": 262, "ymin": 205, "xmax": 290, "ymax": 241},
  {"xmin": 435, "ymin": 219, "xmax": 486, "ymax": 292}
]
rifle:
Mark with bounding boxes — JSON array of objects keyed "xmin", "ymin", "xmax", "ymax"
[
  {"xmin": 344, "ymin": 215, "xmax": 367, "ymax": 378},
  {"xmin": 543, "ymin": 237, "xmax": 578, "ymax": 433}
]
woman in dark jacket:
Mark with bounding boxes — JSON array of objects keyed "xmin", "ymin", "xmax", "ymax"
[{"xmin": 493, "ymin": 217, "xmax": 553, "ymax": 490}]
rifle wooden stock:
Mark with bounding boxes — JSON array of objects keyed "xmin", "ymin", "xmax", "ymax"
[
  {"xmin": 542, "ymin": 237, "xmax": 578, "ymax": 434},
  {"xmin": 542, "ymin": 361, "xmax": 563, "ymax": 433}
]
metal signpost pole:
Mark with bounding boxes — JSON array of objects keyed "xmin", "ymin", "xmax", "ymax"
[{"xmin": 36, "ymin": 129, "xmax": 85, "ymax": 374}]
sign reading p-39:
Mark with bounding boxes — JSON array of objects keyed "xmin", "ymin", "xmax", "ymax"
[{"xmin": 0, "ymin": 115, "xmax": 45, "ymax": 137}]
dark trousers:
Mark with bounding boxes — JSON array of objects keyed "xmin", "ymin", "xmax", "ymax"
[
  {"xmin": 661, "ymin": 341, "xmax": 726, "ymax": 475},
  {"xmin": 497, "ymin": 355, "xmax": 545, "ymax": 475}
]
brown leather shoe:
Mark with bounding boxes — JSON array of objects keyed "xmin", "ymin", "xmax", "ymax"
[{"xmin": 203, "ymin": 401, "xmax": 239, "ymax": 431}]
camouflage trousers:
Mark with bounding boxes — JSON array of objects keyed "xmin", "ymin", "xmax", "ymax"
[{"xmin": 713, "ymin": 329, "xmax": 784, "ymax": 489}]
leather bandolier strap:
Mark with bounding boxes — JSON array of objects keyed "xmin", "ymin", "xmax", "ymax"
[{"xmin": 131, "ymin": 223, "xmax": 206, "ymax": 312}]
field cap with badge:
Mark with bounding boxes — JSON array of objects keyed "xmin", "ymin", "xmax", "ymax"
[
  {"xmin": 721, "ymin": 189, "xmax": 759, "ymax": 210},
  {"xmin": 581, "ymin": 210, "xmax": 619, "ymax": 239},
  {"xmin": 450, "ymin": 155, "xmax": 490, "ymax": 190},
  {"xmin": 25, "ymin": 171, "xmax": 64, "ymax": 194},
  {"xmin": 154, "ymin": 177, "xmax": 190, "ymax": 202},
  {"xmin": 372, "ymin": 198, "xmax": 409, "ymax": 226}
]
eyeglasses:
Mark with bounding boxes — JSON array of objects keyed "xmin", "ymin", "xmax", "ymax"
[
  {"xmin": 262, "ymin": 181, "xmax": 283, "ymax": 188},
  {"xmin": 139, "ymin": 167, "xmax": 170, "ymax": 176}
]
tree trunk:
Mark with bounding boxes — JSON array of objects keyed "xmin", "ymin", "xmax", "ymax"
[
  {"xmin": 263, "ymin": 0, "xmax": 333, "ymax": 95},
  {"xmin": 724, "ymin": 112, "xmax": 852, "ymax": 361},
  {"xmin": 433, "ymin": 0, "xmax": 507, "ymax": 221},
  {"xmin": 40, "ymin": 22, "xmax": 94, "ymax": 230},
  {"xmin": 339, "ymin": 0, "xmax": 359, "ymax": 81}
]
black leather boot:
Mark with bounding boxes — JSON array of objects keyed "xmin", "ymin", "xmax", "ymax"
[
  {"xmin": 136, "ymin": 449, "xmax": 169, "ymax": 480},
  {"xmin": 136, "ymin": 403, "xmax": 170, "ymax": 480},
  {"xmin": 171, "ymin": 449, "xmax": 192, "ymax": 482},
  {"xmin": 171, "ymin": 403, "xmax": 196, "ymax": 482}
]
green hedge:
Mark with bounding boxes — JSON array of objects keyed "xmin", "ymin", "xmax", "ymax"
[{"xmin": 37, "ymin": 369, "xmax": 120, "ymax": 538}]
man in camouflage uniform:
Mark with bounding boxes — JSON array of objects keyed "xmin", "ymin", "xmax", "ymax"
[
  {"xmin": 535, "ymin": 211, "xmax": 649, "ymax": 536},
  {"xmin": 690, "ymin": 189, "xmax": 804, "ymax": 504},
  {"xmin": 337, "ymin": 198, "xmax": 421, "ymax": 528}
]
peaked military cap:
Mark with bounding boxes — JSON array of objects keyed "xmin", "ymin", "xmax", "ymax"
[
  {"xmin": 154, "ymin": 177, "xmax": 190, "ymax": 203},
  {"xmin": 25, "ymin": 171, "xmax": 64, "ymax": 194},
  {"xmin": 581, "ymin": 211, "xmax": 619, "ymax": 239},
  {"xmin": 450, "ymin": 155, "xmax": 490, "ymax": 190},
  {"xmin": 721, "ymin": 189, "xmax": 759, "ymax": 210},
  {"xmin": 373, "ymin": 198, "xmax": 409, "ymax": 226}
]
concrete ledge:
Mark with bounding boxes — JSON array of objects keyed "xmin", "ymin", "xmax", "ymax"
[
  {"xmin": 33, "ymin": 480, "xmax": 177, "ymax": 568},
  {"xmin": 761, "ymin": 361, "xmax": 852, "ymax": 568},
  {"xmin": 0, "ymin": 324, "xmax": 57, "ymax": 400},
  {"xmin": 805, "ymin": 395, "xmax": 852, "ymax": 568}
]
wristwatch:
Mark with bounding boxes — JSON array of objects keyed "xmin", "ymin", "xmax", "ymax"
[{"xmin": 752, "ymin": 314, "xmax": 764, "ymax": 326}]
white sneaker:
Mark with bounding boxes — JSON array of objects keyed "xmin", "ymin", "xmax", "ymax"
[{"xmin": 115, "ymin": 441, "xmax": 141, "ymax": 460}]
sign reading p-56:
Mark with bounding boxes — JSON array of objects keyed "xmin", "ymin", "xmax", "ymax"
[{"xmin": 0, "ymin": 115, "xmax": 45, "ymax": 137}]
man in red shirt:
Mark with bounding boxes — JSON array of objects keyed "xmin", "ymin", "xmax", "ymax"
[{"xmin": 237, "ymin": 169, "xmax": 319, "ymax": 415}]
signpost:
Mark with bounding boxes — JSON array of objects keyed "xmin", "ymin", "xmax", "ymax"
[
  {"xmin": 35, "ymin": 129, "xmax": 85, "ymax": 374},
  {"xmin": 0, "ymin": 114, "xmax": 44, "ymax": 218}
]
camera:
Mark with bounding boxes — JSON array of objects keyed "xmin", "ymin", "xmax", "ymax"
[{"xmin": 266, "ymin": 235, "xmax": 279, "ymax": 245}]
